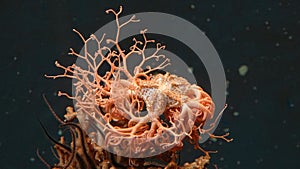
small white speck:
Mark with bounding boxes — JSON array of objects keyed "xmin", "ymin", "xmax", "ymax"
[
  {"xmin": 212, "ymin": 4, "xmax": 215, "ymax": 8},
  {"xmin": 190, "ymin": 4, "xmax": 195, "ymax": 9},
  {"xmin": 245, "ymin": 26, "xmax": 250, "ymax": 31},
  {"xmin": 268, "ymin": 7, "xmax": 272, "ymax": 11},
  {"xmin": 206, "ymin": 18, "xmax": 211, "ymax": 22},
  {"xmin": 13, "ymin": 56, "xmax": 17, "ymax": 61},
  {"xmin": 296, "ymin": 143, "xmax": 300, "ymax": 148},
  {"xmin": 275, "ymin": 42, "xmax": 280, "ymax": 47},
  {"xmin": 264, "ymin": 21, "xmax": 269, "ymax": 25},
  {"xmin": 288, "ymin": 36, "xmax": 293, "ymax": 40},
  {"xmin": 237, "ymin": 161, "xmax": 241, "ymax": 165},
  {"xmin": 283, "ymin": 31, "xmax": 288, "ymax": 35},
  {"xmin": 238, "ymin": 65, "xmax": 248, "ymax": 76},
  {"xmin": 223, "ymin": 128, "xmax": 230, "ymax": 132},
  {"xmin": 58, "ymin": 129, "xmax": 63, "ymax": 136},
  {"xmin": 16, "ymin": 71, "xmax": 20, "ymax": 75},
  {"xmin": 289, "ymin": 103, "xmax": 294, "ymax": 108},
  {"xmin": 253, "ymin": 86, "xmax": 257, "ymax": 90},
  {"xmin": 220, "ymin": 157, "xmax": 224, "ymax": 161},
  {"xmin": 28, "ymin": 89, "xmax": 33, "ymax": 94},
  {"xmin": 231, "ymin": 37, "xmax": 236, "ymax": 42},
  {"xmin": 5, "ymin": 111, "xmax": 9, "ymax": 115},
  {"xmin": 29, "ymin": 157, "xmax": 35, "ymax": 162},
  {"xmin": 233, "ymin": 111, "xmax": 239, "ymax": 117}
]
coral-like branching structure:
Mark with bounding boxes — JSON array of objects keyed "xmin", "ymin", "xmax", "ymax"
[
  {"xmin": 42, "ymin": 6, "xmax": 232, "ymax": 169},
  {"xmin": 39, "ymin": 111, "xmax": 210, "ymax": 168}
]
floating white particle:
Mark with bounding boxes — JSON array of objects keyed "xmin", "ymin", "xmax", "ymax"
[
  {"xmin": 288, "ymin": 36, "xmax": 293, "ymax": 40},
  {"xmin": 29, "ymin": 157, "xmax": 35, "ymax": 162},
  {"xmin": 190, "ymin": 4, "xmax": 195, "ymax": 9},
  {"xmin": 206, "ymin": 18, "xmax": 211, "ymax": 22},
  {"xmin": 238, "ymin": 65, "xmax": 248, "ymax": 76},
  {"xmin": 58, "ymin": 129, "xmax": 63, "ymax": 136},
  {"xmin": 233, "ymin": 111, "xmax": 239, "ymax": 116},
  {"xmin": 223, "ymin": 128, "xmax": 230, "ymax": 132},
  {"xmin": 275, "ymin": 42, "xmax": 280, "ymax": 47},
  {"xmin": 264, "ymin": 21, "xmax": 269, "ymax": 25}
]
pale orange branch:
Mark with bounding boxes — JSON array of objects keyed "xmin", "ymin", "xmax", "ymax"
[
  {"xmin": 69, "ymin": 48, "xmax": 85, "ymax": 59},
  {"xmin": 120, "ymin": 15, "xmax": 140, "ymax": 28},
  {"xmin": 73, "ymin": 28, "xmax": 87, "ymax": 43},
  {"xmin": 209, "ymin": 133, "xmax": 233, "ymax": 143},
  {"xmin": 58, "ymin": 91, "xmax": 75, "ymax": 99}
]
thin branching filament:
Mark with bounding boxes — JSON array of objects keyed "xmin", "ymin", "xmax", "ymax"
[{"xmin": 44, "ymin": 6, "xmax": 232, "ymax": 167}]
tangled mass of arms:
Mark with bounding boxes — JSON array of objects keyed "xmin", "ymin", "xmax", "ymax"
[{"xmin": 42, "ymin": 6, "xmax": 232, "ymax": 169}]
